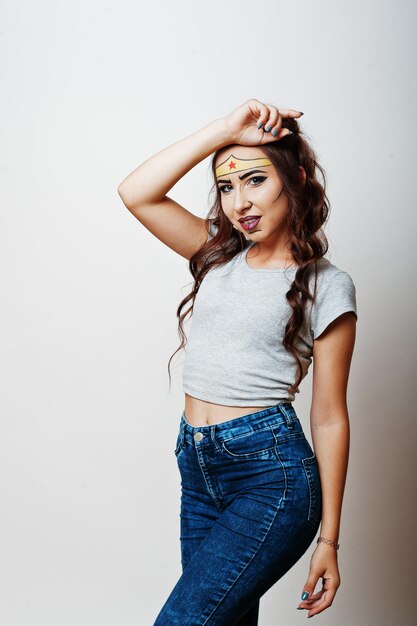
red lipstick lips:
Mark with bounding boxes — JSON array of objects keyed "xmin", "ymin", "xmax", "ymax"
[{"xmin": 238, "ymin": 216, "xmax": 261, "ymax": 231}]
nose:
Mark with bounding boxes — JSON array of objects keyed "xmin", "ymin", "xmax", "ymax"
[{"xmin": 232, "ymin": 187, "xmax": 252, "ymax": 212}]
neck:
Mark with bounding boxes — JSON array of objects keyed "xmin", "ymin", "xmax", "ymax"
[{"xmin": 248, "ymin": 241, "xmax": 296, "ymax": 270}]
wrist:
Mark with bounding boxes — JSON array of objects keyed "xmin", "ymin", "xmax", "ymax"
[
  {"xmin": 207, "ymin": 118, "xmax": 235, "ymax": 149},
  {"xmin": 316, "ymin": 536, "xmax": 340, "ymax": 550}
]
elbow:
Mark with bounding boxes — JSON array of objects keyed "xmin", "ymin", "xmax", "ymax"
[
  {"xmin": 117, "ymin": 181, "xmax": 147, "ymax": 210},
  {"xmin": 117, "ymin": 183, "xmax": 127, "ymax": 199},
  {"xmin": 117, "ymin": 184, "xmax": 132, "ymax": 209}
]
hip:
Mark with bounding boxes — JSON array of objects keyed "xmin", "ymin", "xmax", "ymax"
[{"xmin": 174, "ymin": 402, "xmax": 322, "ymax": 530}]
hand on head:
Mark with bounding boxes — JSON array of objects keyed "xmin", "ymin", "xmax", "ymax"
[{"xmin": 222, "ymin": 99, "xmax": 303, "ymax": 147}]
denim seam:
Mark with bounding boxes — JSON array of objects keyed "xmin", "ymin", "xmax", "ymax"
[
  {"xmin": 195, "ymin": 446, "xmax": 225, "ymax": 510},
  {"xmin": 302, "ymin": 455, "xmax": 319, "ymax": 528},
  {"xmin": 220, "ymin": 444, "xmax": 278, "ymax": 459},
  {"xmin": 201, "ymin": 442, "xmax": 288, "ymax": 625},
  {"xmin": 273, "ymin": 431, "xmax": 305, "ymax": 445},
  {"xmin": 221, "ymin": 423, "xmax": 283, "ymax": 443}
]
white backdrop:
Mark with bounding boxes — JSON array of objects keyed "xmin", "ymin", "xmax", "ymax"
[{"xmin": 1, "ymin": 1, "xmax": 416, "ymax": 624}]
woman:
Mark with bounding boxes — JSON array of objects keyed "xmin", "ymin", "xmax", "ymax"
[{"xmin": 118, "ymin": 99, "xmax": 357, "ymax": 624}]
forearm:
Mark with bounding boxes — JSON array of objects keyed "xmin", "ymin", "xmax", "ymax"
[
  {"xmin": 117, "ymin": 118, "xmax": 231, "ymax": 208},
  {"xmin": 310, "ymin": 417, "xmax": 350, "ymax": 541}
]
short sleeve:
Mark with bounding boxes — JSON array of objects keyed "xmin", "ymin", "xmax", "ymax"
[
  {"xmin": 310, "ymin": 270, "xmax": 358, "ymax": 340},
  {"xmin": 207, "ymin": 219, "xmax": 219, "ymax": 241}
]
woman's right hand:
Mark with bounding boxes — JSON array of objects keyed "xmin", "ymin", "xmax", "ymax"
[{"xmin": 221, "ymin": 99, "xmax": 303, "ymax": 146}]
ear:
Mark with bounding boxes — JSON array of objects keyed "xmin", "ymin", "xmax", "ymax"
[{"xmin": 299, "ymin": 165, "xmax": 307, "ymax": 185}]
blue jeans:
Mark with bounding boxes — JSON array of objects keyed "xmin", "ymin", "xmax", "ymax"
[{"xmin": 153, "ymin": 403, "xmax": 322, "ymax": 625}]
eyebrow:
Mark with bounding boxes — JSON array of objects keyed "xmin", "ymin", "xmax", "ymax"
[{"xmin": 216, "ymin": 169, "xmax": 268, "ymax": 184}]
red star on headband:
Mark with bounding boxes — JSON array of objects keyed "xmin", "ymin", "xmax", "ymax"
[{"xmin": 228, "ymin": 160, "xmax": 236, "ymax": 170}]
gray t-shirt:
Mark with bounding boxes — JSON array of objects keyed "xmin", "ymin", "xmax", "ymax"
[{"xmin": 182, "ymin": 224, "xmax": 358, "ymax": 406}]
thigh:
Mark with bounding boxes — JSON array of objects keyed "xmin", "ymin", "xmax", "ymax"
[
  {"xmin": 153, "ymin": 478, "xmax": 318, "ymax": 625},
  {"xmin": 173, "ymin": 439, "xmax": 262, "ymax": 626},
  {"xmin": 179, "ymin": 493, "xmax": 261, "ymax": 626},
  {"xmin": 179, "ymin": 494, "xmax": 260, "ymax": 625}
]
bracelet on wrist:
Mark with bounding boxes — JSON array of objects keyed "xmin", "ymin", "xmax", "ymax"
[{"xmin": 317, "ymin": 536, "xmax": 339, "ymax": 550}]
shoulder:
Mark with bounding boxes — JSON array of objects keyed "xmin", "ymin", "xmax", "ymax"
[
  {"xmin": 313, "ymin": 258, "xmax": 356, "ymax": 291},
  {"xmin": 308, "ymin": 258, "xmax": 357, "ymax": 341},
  {"xmin": 316, "ymin": 257, "xmax": 354, "ymax": 278}
]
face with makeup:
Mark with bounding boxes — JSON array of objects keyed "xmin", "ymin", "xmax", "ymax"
[{"xmin": 215, "ymin": 145, "xmax": 291, "ymax": 246}]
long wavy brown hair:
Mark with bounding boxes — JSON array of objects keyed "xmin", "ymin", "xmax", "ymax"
[{"xmin": 167, "ymin": 116, "xmax": 330, "ymax": 397}]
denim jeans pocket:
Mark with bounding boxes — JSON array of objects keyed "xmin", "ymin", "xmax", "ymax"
[
  {"xmin": 221, "ymin": 426, "xmax": 278, "ymax": 459},
  {"xmin": 301, "ymin": 454, "xmax": 322, "ymax": 529}
]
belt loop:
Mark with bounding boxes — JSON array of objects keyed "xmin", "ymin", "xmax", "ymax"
[
  {"xmin": 180, "ymin": 416, "xmax": 186, "ymax": 447},
  {"xmin": 210, "ymin": 425, "xmax": 222, "ymax": 452},
  {"xmin": 279, "ymin": 403, "xmax": 294, "ymax": 429}
]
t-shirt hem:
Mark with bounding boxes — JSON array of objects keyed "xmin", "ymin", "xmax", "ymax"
[
  {"xmin": 183, "ymin": 387, "xmax": 293, "ymax": 407},
  {"xmin": 312, "ymin": 306, "xmax": 358, "ymax": 340}
]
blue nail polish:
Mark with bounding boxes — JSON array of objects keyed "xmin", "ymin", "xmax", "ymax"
[
  {"xmin": 301, "ymin": 591, "xmax": 309, "ymax": 600},
  {"xmin": 272, "ymin": 129, "xmax": 277, "ymax": 136},
  {"xmin": 265, "ymin": 125, "xmax": 271, "ymax": 132},
  {"xmin": 257, "ymin": 123, "xmax": 263, "ymax": 129}
]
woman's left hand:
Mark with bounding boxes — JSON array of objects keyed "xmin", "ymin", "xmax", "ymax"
[{"xmin": 297, "ymin": 542, "xmax": 341, "ymax": 617}]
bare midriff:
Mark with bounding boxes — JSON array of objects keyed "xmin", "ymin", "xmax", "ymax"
[{"xmin": 184, "ymin": 393, "xmax": 269, "ymax": 427}]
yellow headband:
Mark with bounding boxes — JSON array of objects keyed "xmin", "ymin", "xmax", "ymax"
[{"xmin": 215, "ymin": 154, "xmax": 273, "ymax": 178}]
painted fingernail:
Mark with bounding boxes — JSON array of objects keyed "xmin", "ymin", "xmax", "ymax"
[
  {"xmin": 257, "ymin": 123, "xmax": 263, "ymax": 129},
  {"xmin": 299, "ymin": 111, "xmax": 304, "ymax": 115},
  {"xmin": 301, "ymin": 591, "xmax": 309, "ymax": 600},
  {"xmin": 265, "ymin": 125, "xmax": 271, "ymax": 132},
  {"xmin": 272, "ymin": 129, "xmax": 277, "ymax": 136}
]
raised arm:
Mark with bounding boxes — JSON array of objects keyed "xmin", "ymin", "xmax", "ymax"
[
  {"xmin": 117, "ymin": 118, "xmax": 231, "ymax": 260},
  {"xmin": 117, "ymin": 99, "xmax": 301, "ymax": 260}
]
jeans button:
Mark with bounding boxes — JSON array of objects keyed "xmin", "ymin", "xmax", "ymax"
[{"xmin": 194, "ymin": 432, "xmax": 204, "ymax": 442}]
